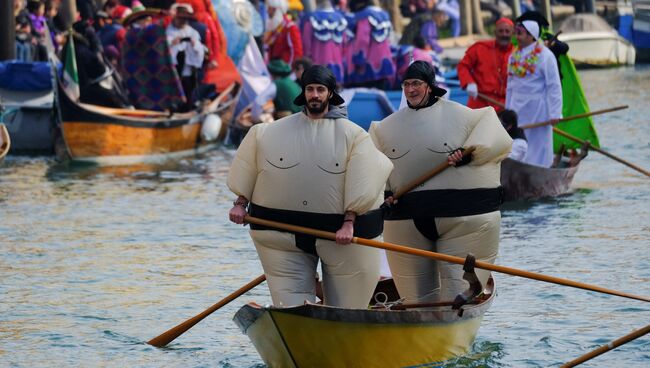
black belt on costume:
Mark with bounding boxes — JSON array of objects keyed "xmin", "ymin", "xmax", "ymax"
[
  {"xmin": 385, "ymin": 187, "xmax": 504, "ymax": 221},
  {"xmin": 249, "ymin": 203, "xmax": 384, "ymax": 255}
]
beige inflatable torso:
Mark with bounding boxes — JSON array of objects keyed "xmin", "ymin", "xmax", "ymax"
[
  {"xmin": 370, "ymin": 99, "xmax": 512, "ymax": 193},
  {"xmin": 228, "ymin": 112, "xmax": 393, "ymax": 215}
]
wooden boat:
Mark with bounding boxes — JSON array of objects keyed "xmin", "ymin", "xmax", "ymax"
[
  {"xmin": 0, "ymin": 123, "xmax": 10, "ymax": 162},
  {"xmin": 234, "ymin": 277, "xmax": 495, "ymax": 367},
  {"xmin": 57, "ymin": 81, "xmax": 240, "ymax": 165},
  {"xmin": 500, "ymin": 151, "xmax": 586, "ymax": 201},
  {"xmin": 558, "ymin": 14, "xmax": 636, "ymax": 67}
]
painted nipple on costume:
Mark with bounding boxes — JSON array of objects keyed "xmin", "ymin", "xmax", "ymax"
[
  {"xmin": 265, "ymin": 157, "xmax": 300, "ymax": 169},
  {"xmin": 317, "ymin": 162, "xmax": 346, "ymax": 174},
  {"xmin": 385, "ymin": 148, "xmax": 410, "ymax": 160},
  {"xmin": 427, "ymin": 142, "xmax": 460, "ymax": 155}
]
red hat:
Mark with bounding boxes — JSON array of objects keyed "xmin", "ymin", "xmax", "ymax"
[{"xmin": 496, "ymin": 17, "xmax": 514, "ymax": 27}]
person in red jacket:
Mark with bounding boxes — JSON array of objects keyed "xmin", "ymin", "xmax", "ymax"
[
  {"xmin": 457, "ymin": 17, "xmax": 514, "ymax": 112},
  {"xmin": 264, "ymin": 0, "xmax": 303, "ymax": 65}
]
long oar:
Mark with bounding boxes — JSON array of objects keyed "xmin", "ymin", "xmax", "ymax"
[
  {"xmin": 561, "ymin": 324, "xmax": 650, "ymax": 367},
  {"xmin": 478, "ymin": 93, "xmax": 649, "ymax": 177},
  {"xmin": 147, "ymin": 274, "xmax": 266, "ymax": 347},
  {"xmin": 520, "ymin": 105, "xmax": 628, "ymax": 130},
  {"xmin": 245, "ymin": 215, "xmax": 650, "ymax": 303},
  {"xmin": 552, "ymin": 128, "xmax": 650, "ymax": 177},
  {"xmin": 392, "ymin": 146, "xmax": 476, "ymax": 199}
]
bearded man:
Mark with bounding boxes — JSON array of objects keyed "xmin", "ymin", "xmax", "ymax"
[
  {"xmin": 264, "ymin": 0, "xmax": 303, "ymax": 65},
  {"xmin": 457, "ymin": 17, "xmax": 514, "ymax": 112},
  {"xmin": 228, "ymin": 65, "xmax": 392, "ymax": 308}
]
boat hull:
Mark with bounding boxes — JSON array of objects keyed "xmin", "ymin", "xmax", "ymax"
[
  {"xmin": 234, "ymin": 279, "xmax": 494, "ymax": 367},
  {"xmin": 500, "ymin": 158, "xmax": 580, "ymax": 201},
  {"xmin": 58, "ymin": 82, "xmax": 238, "ymax": 165},
  {"xmin": 558, "ymin": 32, "xmax": 636, "ymax": 67}
]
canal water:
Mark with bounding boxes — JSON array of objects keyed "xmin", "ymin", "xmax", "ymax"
[{"xmin": 1, "ymin": 66, "xmax": 649, "ymax": 367}]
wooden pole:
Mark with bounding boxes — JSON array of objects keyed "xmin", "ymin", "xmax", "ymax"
[
  {"xmin": 520, "ymin": 105, "xmax": 629, "ymax": 130},
  {"xmin": 459, "ymin": 0, "xmax": 473, "ymax": 35},
  {"xmin": 561, "ymin": 324, "xmax": 650, "ymax": 367},
  {"xmin": 58, "ymin": 0, "xmax": 78, "ymax": 30},
  {"xmin": 0, "ymin": 0, "xmax": 15, "ymax": 61},
  {"xmin": 471, "ymin": 0, "xmax": 486, "ymax": 35},
  {"xmin": 552, "ymin": 128, "xmax": 650, "ymax": 177},
  {"xmin": 539, "ymin": 0, "xmax": 553, "ymax": 30},
  {"xmin": 511, "ymin": 0, "xmax": 522, "ymax": 19},
  {"xmin": 147, "ymin": 274, "xmax": 266, "ymax": 347},
  {"xmin": 245, "ymin": 216, "xmax": 650, "ymax": 303}
]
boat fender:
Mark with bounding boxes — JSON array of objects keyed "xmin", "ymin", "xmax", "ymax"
[
  {"xmin": 452, "ymin": 254, "xmax": 482, "ymax": 317},
  {"xmin": 201, "ymin": 114, "xmax": 223, "ymax": 142}
]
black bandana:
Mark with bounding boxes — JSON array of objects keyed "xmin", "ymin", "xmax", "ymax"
[{"xmin": 293, "ymin": 65, "xmax": 345, "ymax": 106}]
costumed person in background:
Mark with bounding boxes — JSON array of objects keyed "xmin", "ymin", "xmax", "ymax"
[
  {"xmin": 370, "ymin": 61, "xmax": 511, "ymax": 304},
  {"xmin": 457, "ymin": 17, "xmax": 514, "ymax": 112},
  {"xmin": 301, "ymin": 0, "xmax": 348, "ymax": 85},
  {"xmin": 264, "ymin": 0, "xmax": 304, "ymax": 65},
  {"xmin": 498, "ymin": 109, "xmax": 527, "ymax": 161},
  {"xmin": 345, "ymin": 0, "xmax": 395, "ymax": 89},
  {"xmin": 267, "ymin": 59, "xmax": 302, "ymax": 118},
  {"xmin": 177, "ymin": 0, "xmax": 226, "ymax": 70},
  {"xmin": 506, "ymin": 20, "xmax": 562, "ymax": 168},
  {"xmin": 292, "ymin": 56, "xmax": 313, "ymax": 81},
  {"xmin": 166, "ymin": 3, "xmax": 206, "ymax": 109},
  {"xmin": 228, "ymin": 65, "xmax": 393, "ymax": 308}
]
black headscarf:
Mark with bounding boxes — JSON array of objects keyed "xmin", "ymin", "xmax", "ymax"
[{"xmin": 293, "ymin": 65, "xmax": 345, "ymax": 106}]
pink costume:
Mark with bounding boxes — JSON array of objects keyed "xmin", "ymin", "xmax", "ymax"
[
  {"xmin": 302, "ymin": 9, "xmax": 348, "ymax": 84},
  {"xmin": 346, "ymin": 6, "xmax": 395, "ymax": 86}
]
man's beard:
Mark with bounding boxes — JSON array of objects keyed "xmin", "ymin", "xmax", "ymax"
[{"xmin": 306, "ymin": 99, "xmax": 328, "ymax": 114}]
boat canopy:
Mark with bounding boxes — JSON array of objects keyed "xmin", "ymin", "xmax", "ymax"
[{"xmin": 559, "ymin": 14, "xmax": 616, "ymax": 34}]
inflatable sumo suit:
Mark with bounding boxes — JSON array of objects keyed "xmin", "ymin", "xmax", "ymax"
[
  {"xmin": 228, "ymin": 66, "xmax": 393, "ymax": 308},
  {"xmin": 369, "ymin": 67, "xmax": 512, "ymax": 303}
]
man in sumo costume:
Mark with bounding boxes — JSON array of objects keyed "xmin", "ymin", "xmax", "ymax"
[
  {"xmin": 228, "ymin": 65, "xmax": 393, "ymax": 308},
  {"xmin": 370, "ymin": 61, "xmax": 512, "ymax": 304}
]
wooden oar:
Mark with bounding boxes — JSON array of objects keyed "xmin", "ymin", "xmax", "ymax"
[
  {"xmin": 561, "ymin": 324, "xmax": 650, "ymax": 367},
  {"xmin": 521, "ymin": 105, "xmax": 629, "ymax": 130},
  {"xmin": 553, "ymin": 128, "xmax": 650, "ymax": 177},
  {"xmin": 392, "ymin": 146, "xmax": 476, "ymax": 199},
  {"xmin": 478, "ymin": 94, "xmax": 649, "ymax": 177},
  {"xmin": 147, "ymin": 274, "xmax": 266, "ymax": 347},
  {"xmin": 245, "ymin": 215, "xmax": 650, "ymax": 303}
]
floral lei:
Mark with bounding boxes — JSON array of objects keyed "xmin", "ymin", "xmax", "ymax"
[{"xmin": 508, "ymin": 41, "xmax": 543, "ymax": 77}]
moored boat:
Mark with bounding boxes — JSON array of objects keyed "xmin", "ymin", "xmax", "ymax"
[
  {"xmin": 234, "ymin": 277, "xmax": 495, "ymax": 367},
  {"xmin": 57, "ymin": 81, "xmax": 240, "ymax": 165},
  {"xmin": 558, "ymin": 13, "xmax": 636, "ymax": 67}
]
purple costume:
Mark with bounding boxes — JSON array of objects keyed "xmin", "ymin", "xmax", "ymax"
[
  {"xmin": 302, "ymin": 9, "xmax": 348, "ymax": 84},
  {"xmin": 346, "ymin": 6, "xmax": 395, "ymax": 86}
]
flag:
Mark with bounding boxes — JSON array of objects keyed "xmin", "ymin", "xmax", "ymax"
[{"xmin": 62, "ymin": 32, "xmax": 80, "ymax": 101}]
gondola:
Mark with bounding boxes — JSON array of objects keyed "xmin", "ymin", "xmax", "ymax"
[
  {"xmin": 500, "ymin": 147, "xmax": 587, "ymax": 201},
  {"xmin": 234, "ymin": 277, "xmax": 495, "ymax": 367},
  {"xmin": 57, "ymin": 80, "xmax": 240, "ymax": 165}
]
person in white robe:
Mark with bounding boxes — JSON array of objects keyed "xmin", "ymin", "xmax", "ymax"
[
  {"xmin": 370, "ymin": 61, "xmax": 512, "ymax": 304},
  {"xmin": 228, "ymin": 65, "xmax": 393, "ymax": 309},
  {"xmin": 166, "ymin": 3, "xmax": 205, "ymax": 104},
  {"xmin": 506, "ymin": 20, "xmax": 562, "ymax": 168}
]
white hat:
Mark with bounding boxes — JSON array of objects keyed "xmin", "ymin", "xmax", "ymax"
[
  {"xmin": 266, "ymin": 0, "xmax": 289, "ymax": 13},
  {"xmin": 521, "ymin": 20, "xmax": 539, "ymax": 40}
]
